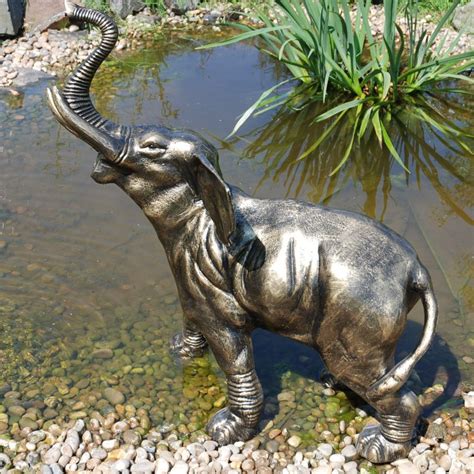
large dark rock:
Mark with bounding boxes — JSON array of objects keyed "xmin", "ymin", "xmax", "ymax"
[
  {"xmin": 24, "ymin": 0, "xmax": 63, "ymax": 31},
  {"xmin": 452, "ymin": 0, "xmax": 474, "ymax": 35},
  {"xmin": 0, "ymin": 0, "xmax": 25, "ymax": 37},
  {"xmin": 164, "ymin": 0, "xmax": 199, "ymax": 15},
  {"xmin": 110, "ymin": 0, "xmax": 145, "ymax": 19}
]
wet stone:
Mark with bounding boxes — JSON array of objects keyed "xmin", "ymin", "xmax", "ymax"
[
  {"xmin": 265, "ymin": 439, "xmax": 280, "ymax": 453},
  {"xmin": 103, "ymin": 387, "xmax": 125, "ymax": 405},
  {"xmin": 91, "ymin": 348, "xmax": 114, "ymax": 359}
]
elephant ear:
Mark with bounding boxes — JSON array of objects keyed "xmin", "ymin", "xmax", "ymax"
[{"xmin": 192, "ymin": 153, "xmax": 235, "ymax": 246}]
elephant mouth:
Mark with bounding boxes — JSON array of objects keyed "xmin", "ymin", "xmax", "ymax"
[{"xmin": 91, "ymin": 155, "xmax": 130, "ymax": 184}]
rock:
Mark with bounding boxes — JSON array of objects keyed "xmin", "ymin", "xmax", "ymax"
[
  {"xmin": 116, "ymin": 38, "xmax": 127, "ymax": 51},
  {"xmin": 123, "ymin": 429, "xmax": 141, "ymax": 445},
  {"xmin": 394, "ymin": 460, "xmax": 420, "ymax": 474},
  {"xmin": 103, "ymin": 387, "xmax": 125, "ymax": 405},
  {"xmin": 318, "ymin": 443, "xmax": 333, "ymax": 458},
  {"xmin": 425, "ymin": 420, "xmax": 446, "ymax": 440},
  {"xmin": 287, "ymin": 435, "xmax": 301, "ymax": 448},
  {"xmin": 312, "ymin": 466, "xmax": 332, "ymax": 474},
  {"xmin": 203, "ymin": 440, "xmax": 218, "ymax": 452},
  {"xmin": 330, "ymin": 453, "xmax": 346, "ymax": 468},
  {"xmin": 341, "ymin": 445, "xmax": 358, "ymax": 461},
  {"xmin": 91, "ymin": 348, "xmax": 114, "ymax": 359},
  {"xmin": 110, "ymin": 0, "xmax": 144, "ymax": 19},
  {"xmin": 453, "ymin": 0, "xmax": 474, "ymax": 34},
  {"xmin": 32, "ymin": 12, "xmax": 70, "ymax": 34},
  {"xmin": 438, "ymin": 454, "xmax": 452, "ymax": 470},
  {"xmin": 131, "ymin": 459, "xmax": 155, "ymax": 472},
  {"xmin": 265, "ymin": 439, "xmax": 279, "ymax": 453},
  {"xmin": 155, "ymin": 457, "xmax": 171, "ymax": 474},
  {"xmin": 43, "ymin": 446, "xmax": 61, "ymax": 464},
  {"xmin": 90, "ymin": 447, "xmax": 107, "ymax": 460},
  {"xmin": 0, "ymin": 0, "xmax": 25, "ymax": 37},
  {"xmin": 462, "ymin": 391, "xmax": 474, "ymax": 412},
  {"xmin": 0, "ymin": 453, "xmax": 10, "ymax": 469},
  {"xmin": 8, "ymin": 405, "xmax": 26, "ymax": 416},
  {"xmin": 114, "ymin": 459, "xmax": 131, "ymax": 470},
  {"xmin": 164, "ymin": 0, "xmax": 199, "ymax": 15},
  {"xmin": 103, "ymin": 439, "xmax": 119, "ymax": 451},
  {"xmin": 170, "ymin": 460, "xmax": 189, "ymax": 473}
]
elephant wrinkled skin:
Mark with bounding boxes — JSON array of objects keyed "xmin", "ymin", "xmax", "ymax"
[{"xmin": 47, "ymin": 1, "xmax": 438, "ymax": 464}]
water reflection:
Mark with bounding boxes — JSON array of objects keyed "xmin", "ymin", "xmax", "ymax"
[{"xmin": 228, "ymin": 96, "xmax": 473, "ymax": 225}]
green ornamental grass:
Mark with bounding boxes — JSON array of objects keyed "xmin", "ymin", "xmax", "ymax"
[{"xmin": 200, "ymin": 0, "xmax": 474, "ymax": 174}]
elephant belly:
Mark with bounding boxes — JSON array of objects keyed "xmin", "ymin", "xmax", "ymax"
[{"xmin": 232, "ymin": 231, "xmax": 321, "ymax": 344}]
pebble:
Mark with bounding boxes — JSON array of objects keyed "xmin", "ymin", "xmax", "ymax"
[
  {"xmin": 0, "ymin": 453, "xmax": 11, "ymax": 468},
  {"xmin": 329, "ymin": 453, "xmax": 346, "ymax": 468},
  {"xmin": 287, "ymin": 435, "xmax": 302, "ymax": 448},
  {"xmin": 341, "ymin": 445, "xmax": 357, "ymax": 460},
  {"xmin": 318, "ymin": 443, "xmax": 333, "ymax": 458},
  {"xmin": 394, "ymin": 460, "xmax": 421, "ymax": 474},
  {"xmin": 43, "ymin": 446, "xmax": 61, "ymax": 464},
  {"xmin": 156, "ymin": 457, "xmax": 171, "ymax": 473},
  {"xmin": 103, "ymin": 385, "xmax": 124, "ymax": 405},
  {"xmin": 170, "ymin": 460, "xmax": 189, "ymax": 473},
  {"xmin": 131, "ymin": 459, "xmax": 156, "ymax": 472}
]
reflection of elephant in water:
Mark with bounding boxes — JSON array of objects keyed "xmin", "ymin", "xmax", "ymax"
[{"xmin": 47, "ymin": 2, "xmax": 438, "ymax": 463}]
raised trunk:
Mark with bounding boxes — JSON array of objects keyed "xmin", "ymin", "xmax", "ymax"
[{"xmin": 62, "ymin": 0, "xmax": 119, "ymax": 131}]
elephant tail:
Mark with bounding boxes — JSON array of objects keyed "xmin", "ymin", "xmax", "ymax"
[{"xmin": 367, "ymin": 264, "xmax": 438, "ymax": 400}]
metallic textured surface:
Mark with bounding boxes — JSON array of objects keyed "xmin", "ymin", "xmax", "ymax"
[{"xmin": 46, "ymin": 2, "xmax": 439, "ymax": 463}]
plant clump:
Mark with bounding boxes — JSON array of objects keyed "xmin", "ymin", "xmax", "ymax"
[{"xmin": 201, "ymin": 0, "xmax": 474, "ymax": 173}]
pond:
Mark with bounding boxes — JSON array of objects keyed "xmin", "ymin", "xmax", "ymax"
[{"xmin": 0, "ymin": 30, "xmax": 472, "ymax": 446}]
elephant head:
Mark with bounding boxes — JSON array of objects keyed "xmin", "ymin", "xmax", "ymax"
[{"xmin": 47, "ymin": 1, "xmax": 235, "ymax": 244}]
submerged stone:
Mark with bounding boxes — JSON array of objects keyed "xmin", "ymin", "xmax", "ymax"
[{"xmin": 103, "ymin": 388, "xmax": 125, "ymax": 405}]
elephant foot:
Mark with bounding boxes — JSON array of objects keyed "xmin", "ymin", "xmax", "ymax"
[
  {"xmin": 356, "ymin": 424, "xmax": 412, "ymax": 464},
  {"xmin": 170, "ymin": 332, "xmax": 207, "ymax": 359},
  {"xmin": 206, "ymin": 408, "xmax": 257, "ymax": 445}
]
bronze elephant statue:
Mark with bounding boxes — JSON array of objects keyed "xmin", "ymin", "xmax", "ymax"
[{"xmin": 47, "ymin": 1, "xmax": 438, "ymax": 463}]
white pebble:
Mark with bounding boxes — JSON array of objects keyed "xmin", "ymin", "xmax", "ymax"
[
  {"xmin": 317, "ymin": 443, "xmax": 333, "ymax": 458},
  {"xmin": 155, "ymin": 457, "xmax": 170, "ymax": 473},
  {"xmin": 311, "ymin": 466, "xmax": 332, "ymax": 474},
  {"xmin": 170, "ymin": 460, "xmax": 189, "ymax": 473},
  {"xmin": 341, "ymin": 445, "xmax": 357, "ymax": 461},
  {"xmin": 102, "ymin": 439, "xmax": 119, "ymax": 451},
  {"xmin": 343, "ymin": 461, "xmax": 358, "ymax": 472},
  {"xmin": 329, "ymin": 453, "xmax": 345, "ymax": 468},
  {"xmin": 394, "ymin": 460, "xmax": 420, "ymax": 474}
]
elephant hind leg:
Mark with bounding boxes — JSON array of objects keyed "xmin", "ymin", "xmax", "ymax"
[
  {"xmin": 320, "ymin": 348, "xmax": 419, "ymax": 464},
  {"xmin": 356, "ymin": 387, "xmax": 420, "ymax": 464}
]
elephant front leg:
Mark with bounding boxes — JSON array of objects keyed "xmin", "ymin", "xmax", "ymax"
[
  {"xmin": 205, "ymin": 331, "xmax": 263, "ymax": 444},
  {"xmin": 171, "ymin": 324, "xmax": 208, "ymax": 359}
]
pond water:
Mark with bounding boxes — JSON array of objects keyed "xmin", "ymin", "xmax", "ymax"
[{"xmin": 0, "ymin": 30, "xmax": 472, "ymax": 445}]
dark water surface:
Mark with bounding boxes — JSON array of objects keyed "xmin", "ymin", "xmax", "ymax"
[{"xmin": 0, "ymin": 30, "xmax": 472, "ymax": 442}]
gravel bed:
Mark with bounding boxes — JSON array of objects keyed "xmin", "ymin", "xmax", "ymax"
[{"xmin": 0, "ymin": 386, "xmax": 471, "ymax": 473}]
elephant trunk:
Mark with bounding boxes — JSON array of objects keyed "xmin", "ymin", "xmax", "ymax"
[
  {"xmin": 47, "ymin": 1, "xmax": 126, "ymax": 162},
  {"xmin": 62, "ymin": 0, "xmax": 119, "ymax": 131}
]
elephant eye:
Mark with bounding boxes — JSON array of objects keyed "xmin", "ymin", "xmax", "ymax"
[{"xmin": 139, "ymin": 138, "xmax": 167, "ymax": 153}]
